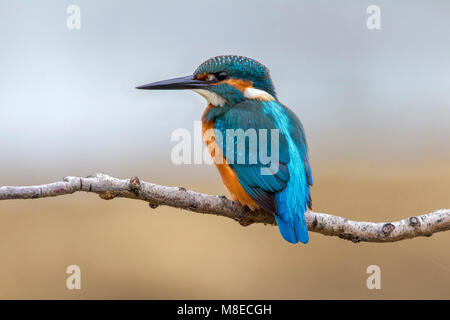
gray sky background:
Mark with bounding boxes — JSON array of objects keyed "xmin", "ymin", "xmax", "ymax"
[{"xmin": 1, "ymin": 0, "xmax": 449, "ymax": 183}]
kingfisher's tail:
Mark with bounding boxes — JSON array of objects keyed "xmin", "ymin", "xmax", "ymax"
[{"xmin": 275, "ymin": 213, "xmax": 309, "ymax": 244}]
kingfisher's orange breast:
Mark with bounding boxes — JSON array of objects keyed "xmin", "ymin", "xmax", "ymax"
[{"xmin": 201, "ymin": 104, "xmax": 260, "ymax": 211}]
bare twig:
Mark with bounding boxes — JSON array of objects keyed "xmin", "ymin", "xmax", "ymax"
[{"xmin": 0, "ymin": 173, "xmax": 448, "ymax": 243}]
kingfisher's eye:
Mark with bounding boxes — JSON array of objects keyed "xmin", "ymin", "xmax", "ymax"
[{"xmin": 216, "ymin": 71, "xmax": 228, "ymax": 81}]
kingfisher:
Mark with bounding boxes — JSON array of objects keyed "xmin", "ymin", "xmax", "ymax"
[{"xmin": 137, "ymin": 55, "xmax": 313, "ymax": 244}]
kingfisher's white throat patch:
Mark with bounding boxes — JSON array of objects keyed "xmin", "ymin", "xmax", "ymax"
[{"xmin": 192, "ymin": 89, "xmax": 226, "ymax": 107}]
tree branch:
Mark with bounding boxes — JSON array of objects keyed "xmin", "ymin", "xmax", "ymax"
[{"xmin": 0, "ymin": 173, "xmax": 448, "ymax": 243}]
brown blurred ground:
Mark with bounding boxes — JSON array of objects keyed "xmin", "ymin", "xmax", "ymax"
[{"xmin": 0, "ymin": 159, "xmax": 449, "ymax": 299}]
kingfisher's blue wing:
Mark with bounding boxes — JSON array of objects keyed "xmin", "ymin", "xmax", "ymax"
[
  {"xmin": 282, "ymin": 105, "xmax": 314, "ymax": 190},
  {"xmin": 214, "ymin": 100, "xmax": 313, "ymax": 244},
  {"xmin": 214, "ymin": 100, "xmax": 290, "ymax": 213}
]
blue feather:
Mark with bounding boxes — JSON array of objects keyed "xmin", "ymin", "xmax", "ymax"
[
  {"xmin": 208, "ymin": 99, "xmax": 312, "ymax": 244},
  {"xmin": 266, "ymin": 101, "xmax": 310, "ymax": 244}
]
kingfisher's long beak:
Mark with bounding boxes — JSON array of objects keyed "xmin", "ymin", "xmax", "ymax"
[{"xmin": 136, "ymin": 75, "xmax": 209, "ymax": 90}]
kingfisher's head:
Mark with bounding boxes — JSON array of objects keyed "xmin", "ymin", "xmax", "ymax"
[{"xmin": 137, "ymin": 55, "xmax": 277, "ymax": 106}]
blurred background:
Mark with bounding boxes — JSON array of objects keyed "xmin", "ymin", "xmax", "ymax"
[{"xmin": 0, "ymin": 0, "xmax": 449, "ymax": 299}]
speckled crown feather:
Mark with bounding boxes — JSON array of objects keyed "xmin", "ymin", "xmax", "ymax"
[{"xmin": 194, "ymin": 55, "xmax": 276, "ymax": 98}]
